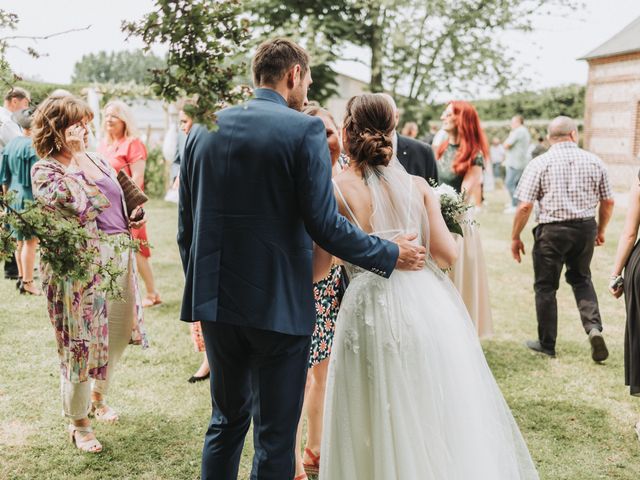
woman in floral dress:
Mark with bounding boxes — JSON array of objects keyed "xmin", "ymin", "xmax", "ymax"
[
  {"xmin": 294, "ymin": 106, "xmax": 346, "ymax": 480},
  {"xmin": 31, "ymin": 96, "xmax": 146, "ymax": 454}
]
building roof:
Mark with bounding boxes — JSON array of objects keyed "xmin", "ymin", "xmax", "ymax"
[{"xmin": 580, "ymin": 16, "xmax": 640, "ymax": 60}]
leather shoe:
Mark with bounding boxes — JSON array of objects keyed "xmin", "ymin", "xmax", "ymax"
[
  {"xmin": 588, "ymin": 329, "xmax": 609, "ymax": 363},
  {"xmin": 525, "ymin": 339, "xmax": 556, "ymax": 357}
]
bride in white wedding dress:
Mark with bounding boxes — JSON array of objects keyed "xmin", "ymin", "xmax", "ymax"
[{"xmin": 318, "ymin": 94, "xmax": 539, "ymax": 480}]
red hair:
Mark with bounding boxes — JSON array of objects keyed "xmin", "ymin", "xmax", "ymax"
[{"xmin": 436, "ymin": 101, "xmax": 489, "ymax": 175}]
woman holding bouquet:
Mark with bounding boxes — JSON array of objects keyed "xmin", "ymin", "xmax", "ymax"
[{"xmin": 436, "ymin": 101, "xmax": 493, "ymax": 337}]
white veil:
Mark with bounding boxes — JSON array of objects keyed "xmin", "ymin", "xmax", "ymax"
[{"xmin": 362, "ymin": 157, "xmax": 430, "ymax": 253}]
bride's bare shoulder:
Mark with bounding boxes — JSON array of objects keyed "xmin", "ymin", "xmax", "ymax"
[
  {"xmin": 333, "ymin": 168, "xmax": 360, "ymax": 191},
  {"xmin": 411, "ymin": 175, "xmax": 438, "ymax": 205},
  {"xmin": 411, "ymin": 175, "xmax": 429, "ymax": 191}
]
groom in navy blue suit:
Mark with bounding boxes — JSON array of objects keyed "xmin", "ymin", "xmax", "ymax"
[{"xmin": 178, "ymin": 38, "xmax": 426, "ymax": 480}]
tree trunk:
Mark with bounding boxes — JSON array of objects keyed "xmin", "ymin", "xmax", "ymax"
[{"xmin": 369, "ymin": 5, "xmax": 385, "ymax": 92}]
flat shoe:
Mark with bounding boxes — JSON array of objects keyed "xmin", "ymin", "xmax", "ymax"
[{"xmin": 188, "ymin": 372, "xmax": 210, "ymax": 383}]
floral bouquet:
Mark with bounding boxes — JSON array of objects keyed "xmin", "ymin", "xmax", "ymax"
[{"xmin": 431, "ymin": 183, "xmax": 473, "ymax": 237}]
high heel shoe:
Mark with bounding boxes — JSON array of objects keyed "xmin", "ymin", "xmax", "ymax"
[
  {"xmin": 90, "ymin": 400, "xmax": 119, "ymax": 423},
  {"xmin": 15, "ymin": 277, "xmax": 22, "ymax": 290},
  {"xmin": 303, "ymin": 447, "xmax": 320, "ymax": 476},
  {"xmin": 68, "ymin": 424, "xmax": 102, "ymax": 453},
  {"xmin": 19, "ymin": 280, "xmax": 42, "ymax": 296}
]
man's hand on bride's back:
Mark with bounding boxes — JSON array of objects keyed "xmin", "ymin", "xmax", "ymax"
[{"xmin": 394, "ymin": 233, "xmax": 426, "ymax": 271}]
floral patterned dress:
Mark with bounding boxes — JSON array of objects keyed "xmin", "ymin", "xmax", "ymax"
[
  {"xmin": 31, "ymin": 158, "xmax": 147, "ymax": 384},
  {"xmin": 309, "ymin": 264, "xmax": 344, "ymax": 368}
]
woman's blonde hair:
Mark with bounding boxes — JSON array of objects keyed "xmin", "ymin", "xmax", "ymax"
[
  {"xmin": 31, "ymin": 96, "xmax": 94, "ymax": 158},
  {"xmin": 102, "ymin": 99, "xmax": 139, "ymax": 142}
]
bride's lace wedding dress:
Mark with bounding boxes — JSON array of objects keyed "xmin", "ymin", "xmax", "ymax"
[{"xmin": 319, "ymin": 160, "xmax": 539, "ymax": 480}]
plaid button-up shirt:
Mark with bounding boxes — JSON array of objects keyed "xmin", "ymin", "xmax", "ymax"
[{"xmin": 515, "ymin": 142, "xmax": 613, "ymax": 224}]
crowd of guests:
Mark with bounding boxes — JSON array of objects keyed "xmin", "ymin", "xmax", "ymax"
[{"xmin": 1, "ymin": 60, "xmax": 639, "ymax": 474}]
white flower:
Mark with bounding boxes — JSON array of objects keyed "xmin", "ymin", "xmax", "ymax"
[{"xmin": 433, "ymin": 183, "xmax": 458, "ymax": 199}]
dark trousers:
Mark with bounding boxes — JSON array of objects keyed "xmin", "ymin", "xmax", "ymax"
[
  {"xmin": 200, "ymin": 321, "xmax": 311, "ymax": 480},
  {"xmin": 532, "ymin": 218, "xmax": 602, "ymax": 351}
]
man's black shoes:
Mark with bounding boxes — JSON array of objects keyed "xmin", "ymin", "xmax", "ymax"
[
  {"xmin": 525, "ymin": 339, "xmax": 556, "ymax": 357},
  {"xmin": 588, "ymin": 329, "xmax": 609, "ymax": 363}
]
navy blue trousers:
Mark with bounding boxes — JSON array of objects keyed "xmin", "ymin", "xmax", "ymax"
[{"xmin": 200, "ymin": 321, "xmax": 311, "ymax": 480}]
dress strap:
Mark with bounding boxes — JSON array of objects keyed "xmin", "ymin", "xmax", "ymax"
[
  {"xmin": 332, "ymin": 179, "xmax": 363, "ymax": 230},
  {"xmin": 405, "ymin": 177, "xmax": 414, "ymax": 231}
]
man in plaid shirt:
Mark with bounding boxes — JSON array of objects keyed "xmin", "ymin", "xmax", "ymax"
[{"xmin": 510, "ymin": 116, "xmax": 615, "ymax": 362}]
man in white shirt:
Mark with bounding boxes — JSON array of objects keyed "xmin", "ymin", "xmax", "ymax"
[{"xmin": 0, "ymin": 87, "xmax": 30, "ymax": 280}]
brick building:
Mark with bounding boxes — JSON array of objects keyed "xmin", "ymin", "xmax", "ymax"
[{"xmin": 581, "ymin": 16, "xmax": 640, "ymax": 186}]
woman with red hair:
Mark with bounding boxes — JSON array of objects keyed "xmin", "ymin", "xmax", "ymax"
[{"xmin": 437, "ymin": 100, "xmax": 493, "ymax": 337}]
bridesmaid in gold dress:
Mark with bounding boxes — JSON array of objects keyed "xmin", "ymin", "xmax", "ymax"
[{"xmin": 436, "ymin": 100, "xmax": 493, "ymax": 337}]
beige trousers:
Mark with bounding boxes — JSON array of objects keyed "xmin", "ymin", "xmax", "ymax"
[{"xmin": 61, "ymin": 244, "xmax": 135, "ymax": 419}]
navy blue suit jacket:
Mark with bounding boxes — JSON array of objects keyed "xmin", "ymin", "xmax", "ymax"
[
  {"xmin": 178, "ymin": 89, "xmax": 399, "ymax": 336},
  {"xmin": 396, "ymin": 134, "xmax": 439, "ymax": 185}
]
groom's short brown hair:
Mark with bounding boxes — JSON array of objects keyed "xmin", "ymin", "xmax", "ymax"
[{"xmin": 252, "ymin": 38, "xmax": 310, "ymax": 87}]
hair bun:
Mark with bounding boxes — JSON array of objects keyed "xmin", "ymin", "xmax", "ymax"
[
  {"xmin": 358, "ymin": 130, "xmax": 393, "ymax": 167},
  {"xmin": 343, "ymin": 94, "xmax": 396, "ymax": 168}
]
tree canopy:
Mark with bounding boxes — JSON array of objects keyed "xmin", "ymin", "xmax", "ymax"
[
  {"xmin": 72, "ymin": 50, "xmax": 165, "ymax": 84},
  {"xmin": 122, "ymin": 0, "xmax": 251, "ymax": 127},
  {"xmin": 249, "ymin": 0, "xmax": 578, "ymax": 103}
]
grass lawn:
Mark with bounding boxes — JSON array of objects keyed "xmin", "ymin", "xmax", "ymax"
[{"xmin": 1, "ymin": 188, "xmax": 639, "ymax": 479}]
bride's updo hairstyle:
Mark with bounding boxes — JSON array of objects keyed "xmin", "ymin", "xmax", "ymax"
[{"xmin": 343, "ymin": 94, "xmax": 395, "ymax": 168}]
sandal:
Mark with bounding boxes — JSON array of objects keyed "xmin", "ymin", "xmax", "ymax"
[
  {"xmin": 142, "ymin": 293, "xmax": 162, "ymax": 308},
  {"xmin": 303, "ymin": 447, "xmax": 320, "ymax": 476},
  {"xmin": 294, "ymin": 475, "xmax": 308, "ymax": 480},
  {"xmin": 68, "ymin": 424, "xmax": 102, "ymax": 453},
  {"xmin": 91, "ymin": 401, "xmax": 119, "ymax": 423},
  {"xmin": 20, "ymin": 280, "xmax": 42, "ymax": 296}
]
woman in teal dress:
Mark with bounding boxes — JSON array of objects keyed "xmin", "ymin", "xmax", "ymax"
[
  {"xmin": 0, "ymin": 109, "xmax": 41, "ymax": 295},
  {"xmin": 436, "ymin": 101, "xmax": 493, "ymax": 337}
]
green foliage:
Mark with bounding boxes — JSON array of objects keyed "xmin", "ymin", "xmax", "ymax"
[
  {"xmin": 0, "ymin": 192, "xmax": 137, "ymax": 298},
  {"xmin": 122, "ymin": 0, "xmax": 252, "ymax": 128},
  {"xmin": 72, "ymin": 50, "xmax": 166, "ymax": 84},
  {"xmin": 309, "ymin": 63, "xmax": 340, "ymax": 105},
  {"xmin": 472, "ymin": 84, "xmax": 586, "ymax": 121},
  {"xmin": 249, "ymin": 0, "xmax": 579, "ymax": 101},
  {"xmin": 12, "ymin": 80, "xmax": 85, "ymax": 105},
  {"xmin": 144, "ymin": 147, "xmax": 168, "ymax": 199}
]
